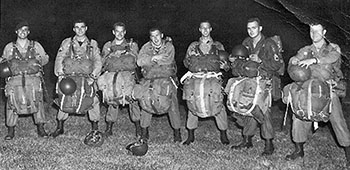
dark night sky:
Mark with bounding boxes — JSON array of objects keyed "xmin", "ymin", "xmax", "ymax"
[{"xmin": 1, "ymin": 0, "xmax": 349, "ymax": 83}]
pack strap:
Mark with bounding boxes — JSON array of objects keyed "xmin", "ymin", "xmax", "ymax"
[{"xmin": 180, "ymin": 71, "xmax": 222, "ymax": 84}]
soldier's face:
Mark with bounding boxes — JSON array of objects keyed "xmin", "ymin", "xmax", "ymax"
[
  {"xmin": 150, "ymin": 30, "xmax": 163, "ymax": 46},
  {"xmin": 310, "ymin": 24, "xmax": 326, "ymax": 43},
  {"xmin": 247, "ymin": 21, "xmax": 262, "ymax": 39},
  {"xmin": 73, "ymin": 22, "xmax": 87, "ymax": 37},
  {"xmin": 16, "ymin": 26, "xmax": 30, "ymax": 39},
  {"xmin": 199, "ymin": 22, "xmax": 212, "ymax": 37},
  {"xmin": 112, "ymin": 26, "xmax": 126, "ymax": 41}
]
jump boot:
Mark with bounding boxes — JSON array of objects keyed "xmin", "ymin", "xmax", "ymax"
[
  {"xmin": 220, "ymin": 130, "xmax": 230, "ymax": 145},
  {"xmin": 37, "ymin": 123, "xmax": 48, "ymax": 137},
  {"xmin": 285, "ymin": 142, "xmax": 304, "ymax": 160},
  {"xmin": 104, "ymin": 121, "xmax": 114, "ymax": 137},
  {"xmin": 183, "ymin": 128, "xmax": 195, "ymax": 145},
  {"xmin": 173, "ymin": 128, "xmax": 182, "ymax": 143},
  {"xmin": 91, "ymin": 121, "xmax": 99, "ymax": 131},
  {"xmin": 134, "ymin": 120, "xmax": 141, "ymax": 138},
  {"xmin": 261, "ymin": 138, "xmax": 274, "ymax": 156},
  {"xmin": 140, "ymin": 127, "xmax": 149, "ymax": 141},
  {"xmin": 344, "ymin": 146, "xmax": 350, "ymax": 167},
  {"xmin": 4, "ymin": 126, "xmax": 15, "ymax": 140},
  {"xmin": 231, "ymin": 135, "xmax": 253, "ymax": 149},
  {"xmin": 50, "ymin": 120, "xmax": 65, "ymax": 138}
]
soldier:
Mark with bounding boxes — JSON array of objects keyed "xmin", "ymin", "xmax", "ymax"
[
  {"xmin": 182, "ymin": 21, "xmax": 230, "ymax": 145},
  {"xmin": 1, "ymin": 21, "xmax": 49, "ymax": 140},
  {"xmin": 99, "ymin": 22, "xmax": 141, "ymax": 138},
  {"xmin": 230, "ymin": 18, "xmax": 284, "ymax": 155},
  {"xmin": 51, "ymin": 19, "xmax": 102, "ymax": 139},
  {"xmin": 135, "ymin": 27, "xmax": 182, "ymax": 143},
  {"xmin": 286, "ymin": 22, "xmax": 350, "ymax": 166}
]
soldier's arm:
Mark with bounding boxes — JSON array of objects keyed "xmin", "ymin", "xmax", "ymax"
[
  {"xmin": 183, "ymin": 42, "xmax": 197, "ymax": 69},
  {"xmin": 137, "ymin": 43, "xmax": 153, "ymax": 67},
  {"xmin": 129, "ymin": 42, "xmax": 139, "ymax": 57},
  {"xmin": 0, "ymin": 43, "xmax": 14, "ymax": 63},
  {"xmin": 289, "ymin": 46, "xmax": 309, "ymax": 65},
  {"xmin": 34, "ymin": 42, "xmax": 49, "ymax": 66},
  {"xmin": 316, "ymin": 43, "xmax": 341, "ymax": 64},
  {"xmin": 215, "ymin": 41, "xmax": 225, "ymax": 51},
  {"xmin": 90, "ymin": 40, "xmax": 102, "ymax": 78},
  {"xmin": 101, "ymin": 42, "xmax": 112, "ymax": 65},
  {"xmin": 54, "ymin": 38, "xmax": 70, "ymax": 76},
  {"xmin": 156, "ymin": 42, "xmax": 175, "ymax": 65}
]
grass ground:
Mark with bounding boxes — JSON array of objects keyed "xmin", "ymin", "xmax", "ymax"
[{"xmin": 0, "ymin": 92, "xmax": 349, "ymax": 170}]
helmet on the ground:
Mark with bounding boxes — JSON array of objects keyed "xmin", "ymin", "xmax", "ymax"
[
  {"xmin": 242, "ymin": 60, "xmax": 260, "ymax": 77},
  {"xmin": 59, "ymin": 77, "xmax": 77, "ymax": 95},
  {"xmin": 0, "ymin": 62, "xmax": 12, "ymax": 78},
  {"xmin": 288, "ymin": 64, "xmax": 311, "ymax": 82},
  {"xmin": 231, "ymin": 45, "xmax": 249, "ymax": 59},
  {"xmin": 126, "ymin": 139, "xmax": 148, "ymax": 156},
  {"xmin": 83, "ymin": 130, "xmax": 105, "ymax": 147}
]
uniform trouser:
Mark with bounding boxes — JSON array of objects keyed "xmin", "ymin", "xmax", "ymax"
[
  {"xmin": 140, "ymin": 93, "xmax": 181, "ymax": 129},
  {"xmin": 240, "ymin": 106, "xmax": 274, "ymax": 139},
  {"xmin": 186, "ymin": 106, "xmax": 228, "ymax": 130},
  {"xmin": 57, "ymin": 96, "xmax": 100, "ymax": 122},
  {"xmin": 106, "ymin": 101, "xmax": 141, "ymax": 122},
  {"xmin": 292, "ymin": 95, "xmax": 350, "ymax": 147},
  {"xmin": 6, "ymin": 100, "xmax": 46, "ymax": 127}
]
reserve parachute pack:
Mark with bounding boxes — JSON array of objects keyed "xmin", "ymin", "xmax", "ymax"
[
  {"xmin": 55, "ymin": 75, "xmax": 95, "ymax": 114},
  {"xmin": 97, "ymin": 71, "xmax": 136, "ymax": 106},
  {"xmin": 182, "ymin": 72, "xmax": 224, "ymax": 118},
  {"xmin": 133, "ymin": 78, "xmax": 176, "ymax": 114},
  {"xmin": 282, "ymin": 79, "xmax": 331, "ymax": 122},
  {"xmin": 225, "ymin": 77, "xmax": 271, "ymax": 116},
  {"xmin": 5, "ymin": 76, "xmax": 43, "ymax": 114},
  {"xmin": 9, "ymin": 41, "xmax": 41, "ymax": 76},
  {"xmin": 62, "ymin": 38, "xmax": 93, "ymax": 75},
  {"xmin": 187, "ymin": 43, "xmax": 221, "ymax": 73},
  {"xmin": 103, "ymin": 39, "xmax": 137, "ymax": 72}
]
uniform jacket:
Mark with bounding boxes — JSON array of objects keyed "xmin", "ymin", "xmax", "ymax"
[
  {"xmin": 137, "ymin": 39, "xmax": 175, "ymax": 67},
  {"xmin": 242, "ymin": 34, "xmax": 284, "ymax": 77},
  {"xmin": 184, "ymin": 37, "xmax": 225, "ymax": 69},
  {"xmin": 289, "ymin": 41, "xmax": 342, "ymax": 81},
  {"xmin": 1, "ymin": 39, "xmax": 49, "ymax": 66},
  {"xmin": 54, "ymin": 35, "xmax": 102, "ymax": 77}
]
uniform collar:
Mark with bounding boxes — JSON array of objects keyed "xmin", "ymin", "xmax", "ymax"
[
  {"xmin": 112, "ymin": 38, "xmax": 127, "ymax": 45},
  {"xmin": 199, "ymin": 36, "xmax": 213, "ymax": 45}
]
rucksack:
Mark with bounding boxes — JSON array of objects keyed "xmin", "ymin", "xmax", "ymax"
[
  {"xmin": 62, "ymin": 38, "xmax": 93, "ymax": 75},
  {"xmin": 187, "ymin": 44, "xmax": 221, "ymax": 73},
  {"xmin": 9, "ymin": 41, "xmax": 41, "ymax": 76},
  {"xmin": 282, "ymin": 79, "xmax": 331, "ymax": 122},
  {"xmin": 133, "ymin": 78, "xmax": 175, "ymax": 114},
  {"xmin": 103, "ymin": 39, "xmax": 137, "ymax": 72},
  {"xmin": 182, "ymin": 73, "xmax": 224, "ymax": 118},
  {"xmin": 5, "ymin": 76, "xmax": 43, "ymax": 114},
  {"xmin": 225, "ymin": 77, "xmax": 271, "ymax": 116},
  {"xmin": 97, "ymin": 71, "xmax": 136, "ymax": 106},
  {"xmin": 55, "ymin": 75, "xmax": 95, "ymax": 114}
]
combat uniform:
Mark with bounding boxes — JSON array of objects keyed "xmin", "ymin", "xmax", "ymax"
[{"xmin": 1, "ymin": 39, "xmax": 49, "ymax": 139}]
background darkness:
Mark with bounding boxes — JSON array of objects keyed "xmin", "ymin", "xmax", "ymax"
[{"xmin": 0, "ymin": 0, "xmax": 349, "ymax": 87}]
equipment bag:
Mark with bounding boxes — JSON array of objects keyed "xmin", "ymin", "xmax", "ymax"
[
  {"xmin": 225, "ymin": 77, "xmax": 271, "ymax": 116},
  {"xmin": 55, "ymin": 75, "xmax": 95, "ymax": 114},
  {"xmin": 9, "ymin": 41, "xmax": 41, "ymax": 76},
  {"xmin": 182, "ymin": 73, "xmax": 224, "ymax": 118},
  {"xmin": 133, "ymin": 78, "xmax": 175, "ymax": 114},
  {"xmin": 283, "ymin": 79, "xmax": 331, "ymax": 122},
  {"xmin": 97, "ymin": 71, "xmax": 136, "ymax": 106},
  {"xmin": 5, "ymin": 75, "xmax": 42, "ymax": 114}
]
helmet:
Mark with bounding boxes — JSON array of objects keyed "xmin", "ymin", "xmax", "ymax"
[
  {"xmin": 83, "ymin": 130, "xmax": 105, "ymax": 147},
  {"xmin": 218, "ymin": 50, "xmax": 229, "ymax": 61},
  {"xmin": 59, "ymin": 77, "xmax": 77, "ymax": 95},
  {"xmin": 231, "ymin": 45, "xmax": 249, "ymax": 59},
  {"xmin": 242, "ymin": 60, "xmax": 260, "ymax": 77},
  {"xmin": 288, "ymin": 64, "xmax": 311, "ymax": 82},
  {"xmin": 126, "ymin": 139, "xmax": 148, "ymax": 156},
  {"xmin": 0, "ymin": 62, "xmax": 12, "ymax": 78}
]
